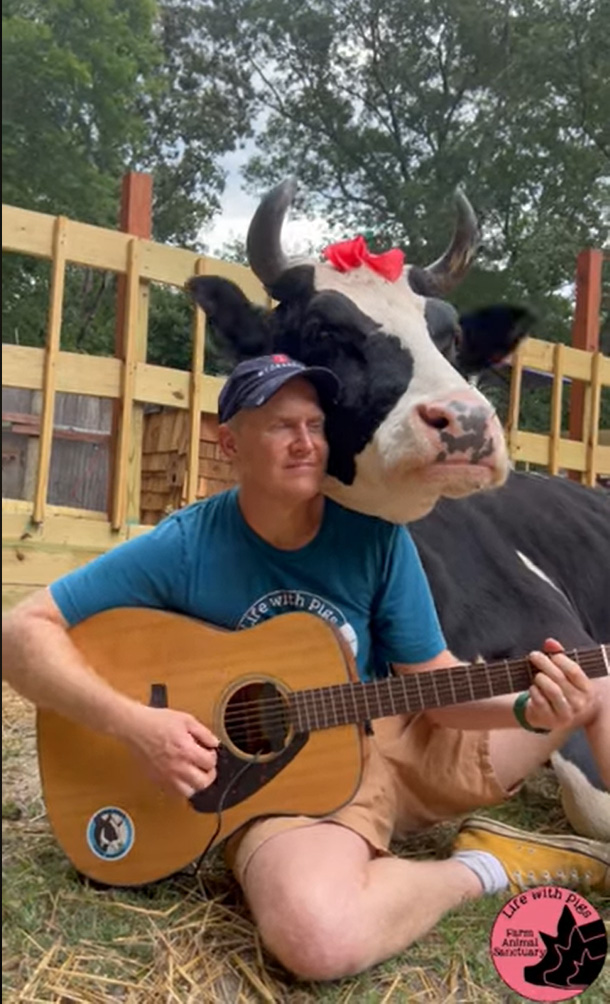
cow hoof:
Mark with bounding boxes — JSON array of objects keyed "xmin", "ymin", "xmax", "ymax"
[{"xmin": 552, "ymin": 752, "xmax": 610, "ymax": 842}]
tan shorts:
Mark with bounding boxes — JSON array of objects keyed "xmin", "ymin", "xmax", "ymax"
[{"xmin": 226, "ymin": 714, "xmax": 518, "ymax": 886}]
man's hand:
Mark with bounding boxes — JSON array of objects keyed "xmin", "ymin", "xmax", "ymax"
[
  {"xmin": 526, "ymin": 639, "xmax": 598, "ymax": 733},
  {"xmin": 123, "ymin": 705, "xmax": 220, "ymax": 798}
]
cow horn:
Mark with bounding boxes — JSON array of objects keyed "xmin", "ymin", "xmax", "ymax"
[
  {"xmin": 246, "ymin": 177, "xmax": 298, "ymax": 290},
  {"xmin": 423, "ymin": 188, "xmax": 479, "ymax": 295}
]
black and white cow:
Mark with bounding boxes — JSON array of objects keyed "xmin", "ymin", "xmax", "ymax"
[{"xmin": 187, "ymin": 179, "xmax": 610, "ymax": 840}]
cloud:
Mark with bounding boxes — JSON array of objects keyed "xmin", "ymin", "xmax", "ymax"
[{"xmin": 199, "ymin": 151, "xmax": 330, "ymax": 257}]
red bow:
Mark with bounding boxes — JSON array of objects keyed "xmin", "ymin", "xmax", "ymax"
[{"xmin": 322, "ymin": 235, "xmax": 405, "ymax": 282}]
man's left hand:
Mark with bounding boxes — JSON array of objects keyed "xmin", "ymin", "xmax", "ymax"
[{"xmin": 526, "ymin": 638, "xmax": 599, "ymax": 732}]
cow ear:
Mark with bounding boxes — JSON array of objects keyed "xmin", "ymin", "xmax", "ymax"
[
  {"xmin": 186, "ymin": 276, "xmax": 271, "ymax": 358},
  {"xmin": 457, "ymin": 305, "xmax": 535, "ymax": 373}
]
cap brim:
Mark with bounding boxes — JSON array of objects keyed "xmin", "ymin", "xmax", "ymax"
[{"xmin": 259, "ymin": 366, "xmax": 341, "ymax": 411}]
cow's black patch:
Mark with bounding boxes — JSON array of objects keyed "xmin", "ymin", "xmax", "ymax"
[
  {"xmin": 187, "ymin": 274, "xmax": 533, "ymax": 484},
  {"xmin": 187, "ymin": 275, "xmax": 272, "ymax": 361},
  {"xmin": 457, "ymin": 305, "xmax": 534, "ymax": 373},
  {"xmin": 424, "ymin": 299, "xmax": 461, "ymax": 363},
  {"xmin": 410, "ymin": 471, "xmax": 610, "ymax": 660},
  {"xmin": 269, "ymin": 289, "xmax": 414, "ymax": 484}
]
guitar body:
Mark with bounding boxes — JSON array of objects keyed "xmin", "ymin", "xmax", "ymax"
[{"xmin": 37, "ymin": 609, "xmax": 363, "ymax": 887}]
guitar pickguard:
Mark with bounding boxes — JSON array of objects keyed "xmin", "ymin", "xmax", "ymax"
[{"xmin": 189, "ymin": 733, "xmax": 310, "ymax": 814}]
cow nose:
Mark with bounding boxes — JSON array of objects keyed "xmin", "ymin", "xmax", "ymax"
[
  {"xmin": 416, "ymin": 402, "xmax": 453, "ymax": 431},
  {"xmin": 414, "ymin": 395, "xmax": 500, "ymax": 465}
]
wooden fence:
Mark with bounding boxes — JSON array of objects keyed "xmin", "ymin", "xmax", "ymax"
[
  {"xmin": 506, "ymin": 334, "xmax": 610, "ymax": 482},
  {"xmin": 2, "ymin": 201, "xmax": 608, "ymax": 608}
]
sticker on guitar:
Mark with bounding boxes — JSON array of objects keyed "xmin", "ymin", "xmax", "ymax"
[{"xmin": 86, "ymin": 807, "xmax": 135, "ymax": 861}]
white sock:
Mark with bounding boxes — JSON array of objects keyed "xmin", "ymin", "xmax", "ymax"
[{"xmin": 452, "ymin": 849, "xmax": 509, "ymax": 895}]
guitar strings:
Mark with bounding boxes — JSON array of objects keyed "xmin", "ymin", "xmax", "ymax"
[
  {"xmin": 215, "ymin": 651, "xmax": 607, "ymax": 733},
  {"xmin": 219, "ymin": 652, "xmax": 607, "ymax": 729}
]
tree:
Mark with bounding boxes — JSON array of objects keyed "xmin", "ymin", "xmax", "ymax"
[
  {"xmin": 2, "ymin": 0, "xmax": 159, "ymax": 228},
  {"xmin": 209, "ymin": 0, "xmax": 608, "ymax": 341},
  {"xmin": 2, "ymin": 0, "xmax": 254, "ymax": 366}
]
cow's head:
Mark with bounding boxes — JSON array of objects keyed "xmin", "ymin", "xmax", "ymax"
[{"xmin": 187, "ymin": 178, "xmax": 532, "ymax": 522}]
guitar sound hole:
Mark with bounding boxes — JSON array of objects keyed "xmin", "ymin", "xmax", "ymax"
[{"xmin": 224, "ymin": 682, "xmax": 290, "ymax": 756}]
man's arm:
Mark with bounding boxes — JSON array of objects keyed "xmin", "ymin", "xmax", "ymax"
[
  {"xmin": 2, "ymin": 589, "xmax": 219, "ymax": 797},
  {"xmin": 392, "ymin": 641, "xmax": 597, "ymax": 732}
]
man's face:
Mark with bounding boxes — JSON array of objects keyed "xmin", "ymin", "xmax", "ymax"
[{"xmin": 219, "ymin": 377, "xmax": 329, "ymax": 502}]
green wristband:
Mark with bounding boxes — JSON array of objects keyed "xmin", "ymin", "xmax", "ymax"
[{"xmin": 513, "ymin": 692, "xmax": 551, "ymax": 734}]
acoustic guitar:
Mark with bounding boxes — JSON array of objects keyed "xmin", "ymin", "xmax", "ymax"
[{"xmin": 37, "ymin": 608, "xmax": 609, "ymax": 887}]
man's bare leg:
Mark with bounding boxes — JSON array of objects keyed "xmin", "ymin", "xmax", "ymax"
[
  {"xmin": 243, "ymin": 680, "xmax": 609, "ymax": 981},
  {"xmin": 243, "ymin": 822, "xmax": 482, "ymax": 981}
]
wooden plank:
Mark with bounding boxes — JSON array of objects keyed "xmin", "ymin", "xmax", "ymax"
[
  {"xmin": 505, "ymin": 339, "xmax": 525, "ymax": 457},
  {"xmin": 2, "ymin": 204, "xmax": 54, "ymax": 258},
  {"xmin": 2, "ymin": 512, "xmax": 124, "ymax": 548},
  {"xmin": 2, "ymin": 346, "xmax": 122, "ymax": 398},
  {"xmin": 57, "ymin": 353, "xmax": 122, "ymax": 398},
  {"xmin": 569, "ymin": 249, "xmax": 602, "ymax": 445},
  {"xmin": 140, "ymin": 240, "xmax": 266, "ymax": 299},
  {"xmin": 200, "ymin": 375, "xmax": 225, "ymax": 414},
  {"xmin": 2, "ymin": 499, "xmax": 108, "ymax": 520},
  {"xmin": 518, "ymin": 341, "xmax": 601, "ymax": 382},
  {"xmin": 125, "ymin": 283, "xmax": 150, "ymax": 524},
  {"xmin": 593, "ymin": 443, "xmax": 610, "ymax": 474},
  {"xmin": 512, "ymin": 431, "xmax": 589, "ymax": 471},
  {"xmin": 108, "ymin": 173, "xmax": 153, "ymax": 527},
  {"xmin": 585, "ymin": 352, "xmax": 602, "ymax": 487},
  {"xmin": 548, "ymin": 342, "xmax": 564, "ymax": 476},
  {"xmin": 2, "ymin": 345, "xmax": 44, "ymax": 389},
  {"xmin": 111, "ymin": 240, "xmax": 140, "ymax": 530},
  {"xmin": 33, "ymin": 217, "xmax": 68, "ymax": 524},
  {"xmin": 134, "ymin": 363, "xmax": 190, "ymax": 408},
  {"xmin": 118, "ymin": 173, "xmax": 153, "ymax": 239},
  {"xmin": 2, "ymin": 545, "xmax": 105, "ymax": 586},
  {"xmin": 133, "ymin": 366, "xmax": 226, "ymax": 412},
  {"xmin": 187, "ymin": 257, "xmax": 206, "ymax": 504},
  {"xmin": 519, "ymin": 339, "xmax": 555, "ymax": 374},
  {"xmin": 3, "ymin": 203, "xmax": 265, "ymax": 301},
  {"xmin": 2, "ymin": 510, "xmax": 155, "ymax": 555}
]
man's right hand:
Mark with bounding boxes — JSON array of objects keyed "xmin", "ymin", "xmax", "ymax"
[{"xmin": 123, "ymin": 705, "xmax": 220, "ymax": 799}]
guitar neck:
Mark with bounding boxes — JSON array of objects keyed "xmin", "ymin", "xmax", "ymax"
[{"xmin": 288, "ymin": 645, "xmax": 609, "ymax": 734}]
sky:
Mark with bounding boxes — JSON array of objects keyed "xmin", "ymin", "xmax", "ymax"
[{"xmin": 198, "ymin": 148, "xmax": 329, "ymax": 258}]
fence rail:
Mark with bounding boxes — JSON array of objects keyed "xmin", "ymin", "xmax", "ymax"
[{"xmin": 507, "ymin": 337, "xmax": 610, "ymax": 484}]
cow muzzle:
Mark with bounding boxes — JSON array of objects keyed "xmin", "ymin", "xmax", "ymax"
[{"xmin": 410, "ymin": 391, "xmax": 508, "ymax": 484}]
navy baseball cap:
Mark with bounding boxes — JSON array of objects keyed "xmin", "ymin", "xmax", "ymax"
[{"xmin": 218, "ymin": 354, "xmax": 341, "ymax": 424}]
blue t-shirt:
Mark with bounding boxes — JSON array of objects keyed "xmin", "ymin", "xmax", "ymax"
[{"xmin": 50, "ymin": 490, "xmax": 445, "ymax": 681}]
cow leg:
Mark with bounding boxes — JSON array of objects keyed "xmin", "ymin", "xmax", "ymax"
[{"xmin": 552, "ymin": 674, "xmax": 610, "ymax": 840}]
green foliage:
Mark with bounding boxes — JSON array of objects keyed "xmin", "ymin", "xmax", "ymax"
[
  {"xmin": 2, "ymin": 0, "xmax": 159, "ymax": 227},
  {"xmin": 2, "ymin": 0, "xmax": 607, "ymax": 426},
  {"xmin": 227, "ymin": 0, "xmax": 608, "ymax": 317},
  {"xmin": 1, "ymin": 0, "xmax": 255, "ymax": 369},
  {"xmin": 210, "ymin": 0, "xmax": 609, "ymax": 431}
]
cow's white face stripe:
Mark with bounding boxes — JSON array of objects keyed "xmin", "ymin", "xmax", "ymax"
[
  {"xmin": 309, "ymin": 261, "xmax": 509, "ymax": 520},
  {"xmin": 515, "ymin": 550, "xmax": 573, "ymax": 608}
]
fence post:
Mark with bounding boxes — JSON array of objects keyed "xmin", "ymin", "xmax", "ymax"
[
  {"xmin": 568, "ymin": 249, "xmax": 602, "ymax": 480},
  {"xmin": 107, "ymin": 172, "xmax": 153, "ymax": 526}
]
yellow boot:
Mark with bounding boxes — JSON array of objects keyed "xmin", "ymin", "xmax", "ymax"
[{"xmin": 454, "ymin": 816, "xmax": 610, "ymax": 895}]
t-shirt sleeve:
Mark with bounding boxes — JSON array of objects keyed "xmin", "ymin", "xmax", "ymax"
[
  {"xmin": 371, "ymin": 525, "xmax": 446, "ymax": 665},
  {"xmin": 49, "ymin": 513, "xmax": 188, "ymax": 627}
]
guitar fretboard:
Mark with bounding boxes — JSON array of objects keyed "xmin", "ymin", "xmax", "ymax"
[{"xmin": 287, "ymin": 646, "xmax": 609, "ymax": 733}]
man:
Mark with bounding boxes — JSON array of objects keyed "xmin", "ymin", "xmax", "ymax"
[{"xmin": 3, "ymin": 355, "xmax": 609, "ymax": 982}]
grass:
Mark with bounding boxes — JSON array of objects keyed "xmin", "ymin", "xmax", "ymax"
[{"xmin": 2, "ymin": 683, "xmax": 609, "ymax": 1003}]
